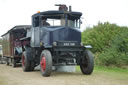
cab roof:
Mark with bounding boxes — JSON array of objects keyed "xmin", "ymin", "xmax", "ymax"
[{"xmin": 32, "ymin": 10, "xmax": 82, "ymax": 20}]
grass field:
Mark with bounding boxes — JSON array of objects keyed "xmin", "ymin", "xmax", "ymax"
[
  {"xmin": 76, "ymin": 65, "xmax": 128, "ymax": 80},
  {"xmin": 76, "ymin": 66, "xmax": 128, "ymax": 80}
]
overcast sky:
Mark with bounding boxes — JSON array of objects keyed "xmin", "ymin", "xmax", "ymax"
[{"xmin": 0, "ymin": 0, "xmax": 128, "ymax": 36}]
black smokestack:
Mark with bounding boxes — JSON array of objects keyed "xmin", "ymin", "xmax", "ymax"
[{"xmin": 69, "ymin": 6, "xmax": 72, "ymax": 12}]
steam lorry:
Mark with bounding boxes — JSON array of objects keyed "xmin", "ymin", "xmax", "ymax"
[
  {"xmin": 21, "ymin": 5, "xmax": 94, "ymax": 77},
  {"xmin": 1, "ymin": 4, "xmax": 94, "ymax": 77}
]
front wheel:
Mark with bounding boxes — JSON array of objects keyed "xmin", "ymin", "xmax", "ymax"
[
  {"xmin": 80, "ymin": 50, "xmax": 94, "ymax": 75},
  {"xmin": 40, "ymin": 50, "xmax": 52, "ymax": 77}
]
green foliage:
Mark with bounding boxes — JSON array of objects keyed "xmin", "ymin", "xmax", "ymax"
[
  {"xmin": 82, "ymin": 22, "xmax": 128, "ymax": 67},
  {"xmin": 82, "ymin": 22, "xmax": 120, "ymax": 53}
]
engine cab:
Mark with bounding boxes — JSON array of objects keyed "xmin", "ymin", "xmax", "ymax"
[{"xmin": 30, "ymin": 5, "xmax": 82, "ymax": 47}]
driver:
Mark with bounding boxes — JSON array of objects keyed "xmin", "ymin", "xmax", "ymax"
[{"xmin": 41, "ymin": 18, "xmax": 50, "ymax": 26}]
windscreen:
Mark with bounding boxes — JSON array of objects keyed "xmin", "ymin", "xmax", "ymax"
[
  {"xmin": 41, "ymin": 18, "xmax": 81, "ymax": 28},
  {"xmin": 40, "ymin": 13, "xmax": 81, "ymax": 28}
]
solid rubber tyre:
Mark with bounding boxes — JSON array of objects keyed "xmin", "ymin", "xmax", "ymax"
[
  {"xmin": 22, "ymin": 49, "xmax": 34, "ymax": 72},
  {"xmin": 6, "ymin": 57, "xmax": 9, "ymax": 66},
  {"xmin": 80, "ymin": 50, "xmax": 94, "ymax": 75},
  {"xmin": 40, "ymin": 50, "xmax": 52, "ymax": 77},
  {"xmin": 12, "ymin": 58, "xmax": 16, "ymax": 68},
  {"xmin": 22, "ymin": 51, "xmax": 30, "ymax": 71}
]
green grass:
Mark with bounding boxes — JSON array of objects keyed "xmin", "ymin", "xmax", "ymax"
[
  {"xmin": 94, "ymin": 65, "xmax": 128, "ymax": 73},
  {"xmin": 76, "ymin": 65, "xmax": 128, "ymax": 80},
  {"xmin": 76, "ymin": 65, "xmax": 128, "ymax": 73}
]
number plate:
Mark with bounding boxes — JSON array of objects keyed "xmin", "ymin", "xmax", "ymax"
[{"xmin": 63, "ymin": 42, "xmax": 76, "ymax": 46}]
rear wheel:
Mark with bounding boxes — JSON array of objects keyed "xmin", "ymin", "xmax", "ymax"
[
  {"xmin": 12, "ymin": 58, "xmax": 16, "ymax": 68},
  {"xmin": 80, "ymin": 50, "xmax": 94, "ymax": 75},
  {"xmin": 6, "ymin": 57, "xmax": 9, "ymax": 66},
  {"xmin": 40, "ymin": 50, "xmax": 52, "ymax": 77},
  {"xmin": 22, "ymin": 48, "xmax": 34, "ymax": 72}
]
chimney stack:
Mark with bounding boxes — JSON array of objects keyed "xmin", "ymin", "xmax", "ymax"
[{"xmin": 69, "ymin": 6, "xmax": 72, "ymax": 12}]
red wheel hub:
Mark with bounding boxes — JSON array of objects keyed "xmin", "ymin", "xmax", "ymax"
[
  {"xmin": 40, "ymin": 56, "xmax": 46, "ymax": 71},
  {"xmin": 22, "ymin": 55, "xmax": 25, "ymax": 67}
]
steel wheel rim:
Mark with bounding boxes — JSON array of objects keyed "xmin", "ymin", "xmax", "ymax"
[
  {"xmin": 40, "ymin": 56, "xmax": 46, "ymax": 71},
  {"xmin": 22, "ymin": 55, "xmax": 25, "ymax": 67}
]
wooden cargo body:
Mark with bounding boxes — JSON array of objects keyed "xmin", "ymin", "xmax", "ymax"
[{"xmin": 1, "ymin": 25, "xmax": 31, "ymax": 67}]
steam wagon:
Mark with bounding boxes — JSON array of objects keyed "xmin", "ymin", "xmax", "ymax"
[
  {"xmin": 1, "ymin": 25, "xmax": 31, "ymax": 67},
  {"xmin": 21, "ymin": 4, "xmax": 94, "ymax": 77}
]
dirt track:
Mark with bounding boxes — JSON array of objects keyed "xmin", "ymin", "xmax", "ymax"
[{"xmin": 0, "ymin": 64, "xmax": 128, "ymax": 85}]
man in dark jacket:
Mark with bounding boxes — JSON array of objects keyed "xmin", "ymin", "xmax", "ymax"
[{"xmin": 41, "ymin": 18, "xmax": 50, "ymax": 26}]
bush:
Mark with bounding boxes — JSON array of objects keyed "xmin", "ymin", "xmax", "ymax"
[
  {"xmin": 82, "ymin": 22, "xmax": 128, "ymax": 67},
  {"xmin": 82, "ymin": 22, "xmax": 121, "ymax": 53}
]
